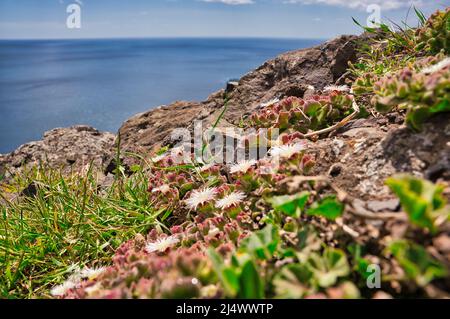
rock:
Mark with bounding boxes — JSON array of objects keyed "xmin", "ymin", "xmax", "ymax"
[
  {"xmin": 219, "ymin": 35, "xmax": 360, "ymax": 125},
  {"xmin": 117, "ymin": 91, "xmax": 224, "ymax": 157},
  {"xmin": 310, "ymin": 113, "xmax": 450, "ymax": 201},
  {"xmin": 117, "ymin": 35, "xmax": 361, "ymax": 155},
  {"xmin": 367, "ymin": 199, "xmax": 400, "ymax": 212},
  {"xmin": 225, "ymin": 80, "xmax": 239, "ymax": 94},
  {"xmin": 0, "ymin": 125, "xmax": 115, "ymax": 181}
]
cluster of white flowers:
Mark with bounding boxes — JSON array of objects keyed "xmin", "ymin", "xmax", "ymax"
[
  {"xmin": 269, "ymin": 143, "xmax": 305, "ymax": 160},
  {"xmin": 215, "ymin": 191, "xmax": 247, "ymax": 210},
  {"xmin": 145, "ymin": 235, "xmax": 180, "ymax": 253},
  {"xmin": 185, "ymin": 186, "xmax": 246, "ymax": 212},
  {"xmin": 50, "ymin": 264, "xmax": 106, "ymax": 297},
  {"xmin": 185, "ymin": 187, "xmax": 217, "ymax": 210},
  {"xmin": 229, "ymin": 159, "xmax": 257, "ymax": 174},
  {"xmin": 51, "ymin": 279, "xmax": 78, "ymax": 297},
  {"xmin": 80, "ymin": 266, "xmax": 106, "ymax": 280}
]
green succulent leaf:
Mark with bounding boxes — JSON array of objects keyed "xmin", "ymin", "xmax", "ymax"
[
  {"xmin": 306, "ymin": 195, "xmax": 344, "ymax": 220},
  {"xmin": 306, "ymin": 248, "xmax": 350, "ymax": 288},
  {"xmin": 238, "ymin": 259, "xmax": 264, "ymax": 299},
  {"xmin": 386, "ymin": 175, "xmax": 449, "ymax": 233},
  {"xmin": 207, "ymin": 248, "xmax": 239, "ymax": 297},
  {"xmin": 273, "ymin": 264, "xmax": 314, "ymax": 298},
  {"xmin": 387, "ymin": 240, "xmax": 447, "ymax": 286},
  {"xmin": 267, "ymin": 191, "xmax": 310, "ymax": 218},
  {"xmin": 239, "ymin": 224, "xmax": 280, "ymax": 260}
]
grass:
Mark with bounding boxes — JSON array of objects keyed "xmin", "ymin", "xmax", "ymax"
[
  {"xmin": 349, "ymin": 7, "xmax": 428, "ymax": 80},
  {"xmin": 0, "ymin": 160, "xmax": 169, "ymax": 298}
]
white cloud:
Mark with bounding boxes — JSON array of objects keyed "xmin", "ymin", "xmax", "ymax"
[
  {"xmin": 282, "ymin": 0, "xmax": 424, "ymax": 11},
  {"xmin": 201, "ymin": 0, "xmax": 255, "ymax": 5}
]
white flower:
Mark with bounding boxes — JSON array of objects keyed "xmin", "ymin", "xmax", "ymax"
[
  {"xmin": 229, "ymin": 159, "xmax": 257, "ymax": 174},
  {"xmin": 216, "ymin": 191, "xmax": 246, "ymax": 210},
  {"xmin": 421, "ymin": 57, "xmax": 450, "ymax": 74},
  {"xmin": 324, "ymin": 85, "xmax": 350, "ymax": 92},
  {"xmin": 260, "ymin": 98, "xmax": 280, "ymax": 108},
  {"xmin": 80, "ymin": 266, "xmax": 106, "ymax": 280},
  {"xmin": 208, "ymin": 227, "xmax": 221, "ymax": 237},
  {"xmin": 185, "ymin": 187, "xmax": 217, "ymax": 210},
  {"xmin": 145, "ymin": 236, "xmax": 180, "ymax": 253},
  {"xmin": 151, "ymin": 184, "xmax": 171, "ymax": 194},
  {"xmin": 51, "ymin": 280, "xmax": 77, "ymax": 297},
  {"xmin": 269, "ymin": 143, "xmax": 305, "ymax": 159},
  {"xmin": 50, "ymin": 264, "xmax": 85, "ymax": 297},
  {"xmin": 151, "ymin": 153, "xmax": 167, "ymax": 163}
]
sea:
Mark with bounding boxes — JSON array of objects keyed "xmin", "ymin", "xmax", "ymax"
[{"xmin": 0, "ymin": 38, "xmax": 323, "ymax": 153}]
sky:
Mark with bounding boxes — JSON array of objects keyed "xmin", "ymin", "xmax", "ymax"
[{"xmin": 0, "ymin": 0, "xmax": 448, "ymax": 39}]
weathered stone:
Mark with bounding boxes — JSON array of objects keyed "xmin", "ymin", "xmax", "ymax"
[
  {"xmin": 0, "ymin": 125, "xmax": 115, "ymax": 180},
  {"xmin": 367, "ymin": 199, "xmax": 400, "ymax": 212}
]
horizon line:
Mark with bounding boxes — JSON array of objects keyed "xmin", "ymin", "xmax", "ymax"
[{"xmin": 0, "ymin": 35, "xmax": 334, "ymax": 41}]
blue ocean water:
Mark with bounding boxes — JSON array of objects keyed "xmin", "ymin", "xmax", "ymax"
[{"xmin": 0, "ymin": 38, "xmax": 322, "ymax": 153}]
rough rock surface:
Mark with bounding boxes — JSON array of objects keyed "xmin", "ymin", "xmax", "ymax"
[
  {"xmin": 117, "ymin": 35, "xmax": 360, "ymax": 154},
  {"xmin": 0, "ymin": 126, "xmax": 115, "ymax": 180},
  {"xmin": 308, "ymin": 113, "xmax": 450, "ymax": 203}
]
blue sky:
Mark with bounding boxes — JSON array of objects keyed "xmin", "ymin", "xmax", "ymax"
[{"xmin": 0, "ymin": 0, "xmax": 448, "ymax": 39}]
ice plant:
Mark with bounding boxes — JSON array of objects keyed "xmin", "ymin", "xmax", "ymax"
[
  {"xmin": 185, "ymin": 187, "xmax": 217, "ymax": 211},
  {"xmin": 216, "ymin": 191, "xmax": 246, "ymax": 210},
  {"xmin": 269, "ymin": 143, "xmax": 305, "ymax": 160},
  {"xmin": 145, "ymin": 235, "xmax": 180, "ymax": 253},
  {"xmin": 229, "ymin": 159, "xmax": 257, "ymax": 175},
  {"xmin": 51, "ymin": 280, "xmax": 78, "ymax": 297},
  {"xmin": 415, "ymin": 8, "xmax": 450, "ymax": 55},
  {"xmin": 80, "ymin": 267, "xmax": 106, "ymax": 280},
  {"xmin": 372, "ymin": 57, "xmax": 450, "ymax": 130},
  {"xmin": 247, "ymin": 93, "xmax": 353, "ymax": 133}
]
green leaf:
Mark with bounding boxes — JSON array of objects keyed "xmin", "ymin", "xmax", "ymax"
[
  {"xmin": 306, "ymin": 196, "xmax": 344, "ymax": 220},
  {"xmin": 238, "ymin": 259, "xmax": 264, "ymax": 299},
  {"xmin": 240, "ymin": 224, "xmax": 280, "ymax": 260},
  {"xmin": 296, "ymin": 227, "xmax": 322, "ymax": 263},
  {"xmin": 130, "ymin": 165, "xmax": 142, "ymax": 173},
  {"xmin": 387, "ymin": 240, "xmax": 447, "ymax": 286},
  {"xmin": 414, "ymin": 6, "xmax": 427, "ymax": 26},
  {"xmin": 386, "ymin": 175, "xmax": 449, "ymax": 234},
  {"xmin": 352, "ymin": 17, "xmax": 377, "ymax": 33},
  {"xmin": 306, "ymin": 248, "xmax": 350, "ymax": 288},
  {"xmin": 207, "ymin": 248, "xmax": 239, "ymax": 296},
  {"xmin": 267, "ymin": 192, "xmax": 310, "ymax": 218},
  {"xmin": 273, "ymin": 264, "xmax": 314, "ymax": 298}
]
